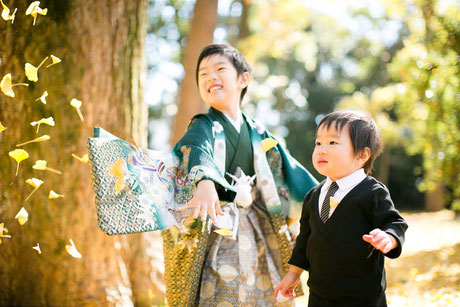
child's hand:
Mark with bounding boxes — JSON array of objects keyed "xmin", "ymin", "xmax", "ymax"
[
  {"xmin": 362, "ymin": 228, "xmax": 398, "ymax": 254},
  {"xmin": 274, "ymin": 268, "xmax": 302, "ymax": 299},
  {"xmin": 178, "ymin": 179, "xmax": 224, "ymax": 224}
]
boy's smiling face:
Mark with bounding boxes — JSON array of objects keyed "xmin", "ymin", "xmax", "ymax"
[
  {"xmin": 197, "ymin": 54, "xmax": 248, "ymax": 112},
  {"xmin": 313, "ymin": 123, "xmax": 370, "ymax": 181}
]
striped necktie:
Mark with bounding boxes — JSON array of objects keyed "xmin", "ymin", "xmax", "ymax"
[{"xmin": 320, "ymin": 181, "xmax": 339, "ymax": 223}]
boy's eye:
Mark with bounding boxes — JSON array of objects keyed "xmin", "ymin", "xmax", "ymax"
[
  {"xmin": 217, "ymin": 67, "xmax": 225, "ymax": 71},
  {"xmin": 329, "ymin": 141, "xmax": 337, "ymax": 145},
  {"xmin": 315, "ymin": 141, "xmax": 321, "ymax": 146}
]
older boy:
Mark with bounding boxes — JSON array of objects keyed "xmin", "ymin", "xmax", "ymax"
[
  {"xmin": 275, "ymin": 110, "xmax": 408, "ymax": 306},
  {"xmin": 162, "ymin": 44, "xmax": 318, "ymax": 306}
]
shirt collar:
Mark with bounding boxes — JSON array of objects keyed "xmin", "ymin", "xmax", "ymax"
[
  {"xmin": 325, "ymin": 168, "xmax": 366, "ymax": 191},
  {"xmin": 223, "ymin": 111, "xmax": 242, "ymax": 132}
]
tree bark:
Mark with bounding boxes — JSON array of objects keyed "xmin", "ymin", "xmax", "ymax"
[
  {"xmin": 0, "ymin": 1, "xmax": 156, "ymax": 305},
  {"xmin": 169, "ymin": 0, "xmax": 218, "ymax": 146}
]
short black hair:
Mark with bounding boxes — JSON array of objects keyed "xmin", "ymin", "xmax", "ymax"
[
  {"xmin": 196, "ymin": 44, "xmax": 251, "ymax": 102},
  {"xmin": 317, "ymin": 110, "xmax": 383, "ymax": 175}
]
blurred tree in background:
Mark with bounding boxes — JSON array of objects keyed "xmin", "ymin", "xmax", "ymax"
[
  {"xmin": 0, "ymin": 1, "xmax": 166, "ymax": 305},
  {"xmin": 354, "ymin": 0, "xmax": 459, "ymax": 212}
]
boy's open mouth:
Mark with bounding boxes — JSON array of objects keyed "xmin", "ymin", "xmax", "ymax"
[{"xmin": 208, "ymin": 84, "xmax": 222, "ymax": 93}]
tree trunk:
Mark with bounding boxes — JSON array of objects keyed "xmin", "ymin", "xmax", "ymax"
[
  {"xmin": 169, "ymin": 0, "xmax": 218, "ymax": 146},
  {"xmin": 377, "ymin": 149, "xmax": 390, "ymax": 186},
  {"xmin": 0, "ymin": 1, "xmax": 160, "ymax": 305},
  {"xmin": 425, "ymin": 183, "xmax": 445, "ymax": 212}
]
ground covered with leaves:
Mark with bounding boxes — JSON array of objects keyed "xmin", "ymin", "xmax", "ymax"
[{"xmin": 296, "ymin": 210, "xmax": 460, "ymax": 306}]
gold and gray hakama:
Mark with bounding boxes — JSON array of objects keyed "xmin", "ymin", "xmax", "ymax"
[{"xmin": 163, "ymin": 108, "xmax": 317, "ymax": 306}]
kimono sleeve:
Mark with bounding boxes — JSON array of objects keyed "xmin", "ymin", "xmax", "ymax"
[{"xmin": 172, "ymin": 115, "xmax": 234, "ymax": 193}]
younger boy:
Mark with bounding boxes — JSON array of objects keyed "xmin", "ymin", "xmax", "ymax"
[{"xmin": 275, "ymin": 110, "xmax": 408, "ymax": 306}]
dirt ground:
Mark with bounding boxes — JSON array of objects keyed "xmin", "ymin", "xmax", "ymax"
[{"xmin": 295, "ymin": 210, "xmax": 460, "ymax": 306}]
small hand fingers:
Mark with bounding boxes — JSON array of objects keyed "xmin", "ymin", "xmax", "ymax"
[
  {"xmin": 193, "ymin": 204, "xmax": 201, "ymax": 219},
  {"xmin": 362, "ymin": 234, "xmax": 373, "ymax": 242},
  {"xmin": 201, "ymin": 205, "xmax": 207, "ymax": 222},
  {"xmin": 215, "ymin": 201, "xmax": 224, "ymax": 216},
  {"xmin": 209, "ymin": 208, "xmax": 217, "ymax": 224}
]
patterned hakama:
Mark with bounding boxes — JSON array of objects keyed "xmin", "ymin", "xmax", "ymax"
[{"xmin": 199, "ymin": 192, "xmax": 294, "ymax": 307}]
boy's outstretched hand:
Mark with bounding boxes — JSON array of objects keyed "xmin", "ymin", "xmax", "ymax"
[
  {"xmin": 362, "ymin": 228, "xmax": 398, "ymax": 254},
  {"xmin": 274, "ymin": 266, "xmax": 303, "ymax": 299},
  {"xmin": 178, "ymin": 179, "xmax": 224, "ymax": 224}
]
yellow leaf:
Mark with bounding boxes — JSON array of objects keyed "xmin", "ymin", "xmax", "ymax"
[
  {"xmin": 65, "ymin": 239, "xmax": 82, "ymax": 258},
  {"xmin": 0, "ymin": 74, "xmax": 13, "ymax": 96},
  {"xmin": 70, "ymin": 98, "xmax": 82, "ymax": 108},
  {"xmin": 32, "ymin": 159, "xmax": 62, "ymax": 174},
  {"xmin": 30, "ymin": 116, "xmax": 55, "ymax": 133},
  {"xmin": 70, "ymin": 98, "xmax": 84, "ymax": 121},
  {"xmin": 26, "ymin": 177, "xmax": 43, "ymax": 189},
  {"xmin": 0, "ymin": 223, "xmax": 11, "ymax": 241},
  {"xmin": 115, "ymin": 181, "xmax": 124, "ymax": 194},
  {"xmin": 25, "ymin": 63, "xmax": 38, "ymax": 82},
  {"xmin": 16, "ymin": 134, "xmax": 50, "ymax": 147},
  {"xmin": 261, "ymin": 138, "xmax": 278, "ymax": 153},
  {"xmin": 35, "ymin": 90, "xmax": 48, "ymax": 104},
  {"xmin": 48, "ymin": 190, "xmax": 64, "ymax": 199},
  {"xmin": 0, "ymin": 122, "xmax": 7, "ymax": 133},
  {"xmin": 32, "ymin": 160, "xmax": 47, "ymax": 170},
  {"xmin": 46, "ymin": 55, "xmax": 61, "ymax": 68},
  {"xmin": 72, "ymin": 153, "xmax": 89, "ymax": 163},
  {"xmin": 9, "ymin": 149, "xmax": 29, "ymax": 176},
  {"xmin": 26, "ymin": 1, "xmax": 47, "ymax": 25},
  {"xmin": 329, "ymin": 196, "xmax": 340, "ymax": 209},
  {"xmin": 110, "ymin": 159, "xmax": 126, "ymax": 180},
  {"xmin": 25, "ymin": 57, "xmax": 48, "ymax": 82},
  {"xmin": 33, "ymin": 243, "xmax": 41, "ymax": 254},
  {"xmin": 1, "ymin": 73, "xmax": 28, "ymax": 97},
  {"xmin": 15, "ymin": 207, "xmax": 28, "ymax": 225},
  {"xmin": 0, "ymin": 0, "xmax": 17, "ymax": 23},
  {"xmin": 214, "ymin": 228, "xmax": 234, "ymax": 236}
]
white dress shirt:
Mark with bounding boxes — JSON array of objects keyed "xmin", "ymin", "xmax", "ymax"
[
  {"xmin": 318, "ymin": 168, "xmax": 367, "ymax": 219},
  {"xmin": 223, "ymin": 111, "xmax": 243, "ymax": 133}
]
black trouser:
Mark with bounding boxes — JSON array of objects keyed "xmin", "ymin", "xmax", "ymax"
[{"xmin": 308, "ymin": 289, "xmax": 387, "ymax": 307}]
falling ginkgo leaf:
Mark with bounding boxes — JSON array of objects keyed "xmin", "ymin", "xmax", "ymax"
[
  {"xmin": 30, "ymin": 117, "xmax": 55, "ymax": 133},
  {"xmin": 25, "ymin": 178, "xmax": 43, "ymax": 202},
  {"xmin": 70, "ymin": 98, "xmax": 84, "ymax": 121},
  {"xmin": 0, "ymin": 223, "xmax": 12, "ymax": 244},
  {"xmin": 65, "ymin": 239, "xmax": 82, "ymax": 258},
  {"xmin": 261, "ymin": 138, "xmax": 278, "ymax": 153},
  {"xmin": 9, "ymin": 149, "xmax": 29, "ymax": 176},
  {"xmin": 0, "ymin": 0, "xmax": 17, "ymax": 23},
  {"xmin": 33, "ymin": 243, "xmax": 41, "ymax": 254},
  {"xmin": 72, "ymin": 153, "xmax": 89, "ymax": 163},
  {"xmin": 15, "ymin": 207, "xmax": 28, "ymax": 225},
  {"xmin": 214, "ymin": 228, "xmax": 233, "ymax": 237},
  {"xmin": 1, "ymin": 73, "xmax": 29, "ymax": 97},
  {"xmin": 16, "ymin": 135, "xmax": 50, "ymax": 147},
  {"xmin": 35, "ymin": 90, "xmax": 48, "ymax": 104},
  {"xmin": 48, "ymin": 190, "xmax": 64, "ymax": 199},
  {"xmin": 110, "ymin": 159, "xmax": 126, "ymax": 194},
  {"xmin": 25, "ymin": 1, "xmax": 47, "ymax": 25},
  {"xmin": 32, "ymin": 160, "xmax": 62, "ymax": 175},
  {"xmin": 0, "ymin": 122, "xmax": 6, "ymax": 133},
  {"xmin": 330, "ymin": 196, "xmax": 340, "ymax": 209},
  {"xmin": 25, "ymin": 56, "xmax": 48, "ymax": 82},
  {"xmin": 46, "ymin": 55, "xmax": 61, "ymax": 68}
]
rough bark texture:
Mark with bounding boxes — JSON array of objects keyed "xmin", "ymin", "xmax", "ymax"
[
  {"xmin": 0, "ymin": 1, "xmax": 163, "ymax": 305},
  {"xmin": 169, "ymin": 0, "xmax": 218, "ymax": 146}
]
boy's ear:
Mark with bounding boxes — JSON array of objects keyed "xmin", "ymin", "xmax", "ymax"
[
  {"xmin": 238, "ymin": 71, "xmax": 250, "ymax": 89},
  {"xmin": 358, "ymin": 147, "xmax": 371, "ymax": 165}
]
